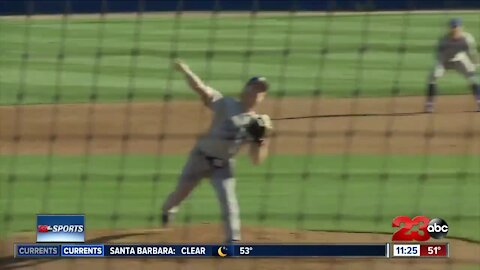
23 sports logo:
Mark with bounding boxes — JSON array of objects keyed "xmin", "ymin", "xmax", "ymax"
[
  {"xmin": 37, "ymin": 225, "xmax": 84, "ymax": 233},
  {"xmin": 392, "ymin": 216, "xmax": 449, "ymax": 241}
]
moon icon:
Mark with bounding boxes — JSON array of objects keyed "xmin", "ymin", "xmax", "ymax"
[{"xmin": 217, "ymin": 246, "xmax": 228, "ymax": 257}]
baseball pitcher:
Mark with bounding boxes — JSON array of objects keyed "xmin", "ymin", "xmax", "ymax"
[
  {"xmin": 161, "ymin": 60, "xmax": 273, "ymax": 243},
  {"xmin": 426, "ymin": 18, "xmax": 480, "ymax": 113}
]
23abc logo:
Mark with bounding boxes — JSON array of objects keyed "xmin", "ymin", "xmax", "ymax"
[{"xmin": 392, "ymin": 216, "xmax": 449, "ymax": 241}]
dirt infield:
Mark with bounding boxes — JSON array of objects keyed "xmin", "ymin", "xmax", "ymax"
[
  {"xmin": 1, "ymin": 95, "xmax": 479, "ymax": 155},
  {"xmin": 1, "ymin": 224, "xmax": 479, "ymax": 270}
]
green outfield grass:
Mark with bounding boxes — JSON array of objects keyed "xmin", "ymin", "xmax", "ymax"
[
  {"xmin": 1, "ymin": 12, "xmax": 480, "ymax": 104},
  {"xmin": 1, "ymin": 154, "xmax": 479, "ymax": 241},
  {"xmin": 1, "ymin": 12, "xmax": 479, "ymax": 245}
]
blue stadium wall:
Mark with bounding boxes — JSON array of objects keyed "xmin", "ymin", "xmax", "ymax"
[{"xmin": 1, "ymin": 0, "xmax": 479, "ymax": 15}]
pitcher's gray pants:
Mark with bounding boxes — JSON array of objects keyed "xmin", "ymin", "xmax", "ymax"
[{"xmin": 161, "ymin": 148, "xmax": 241, "ymax": 242}]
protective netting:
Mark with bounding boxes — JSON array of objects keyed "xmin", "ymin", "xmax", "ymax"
[{"xmin": 1, "ymin": 0, "xmax": 480, "ymax": 270}]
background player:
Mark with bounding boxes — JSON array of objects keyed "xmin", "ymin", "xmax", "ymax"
[
  {"xmin": 161, "ymin": 60, "xmax": 273, "ymax": 243},
  {"xmin": 425, "ymin": 18, "xmax": 480, "ymax": 113}
]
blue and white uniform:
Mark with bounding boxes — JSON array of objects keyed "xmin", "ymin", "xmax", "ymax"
[{"xmin": 429, "ymin": 31, "xmax": 479, "ymax": 84}]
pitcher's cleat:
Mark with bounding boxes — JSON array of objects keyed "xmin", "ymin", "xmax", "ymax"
[
  {"xmin": 161, "ymin": 213, "xmax": 170, "ymax": 228},
  {"xmin": 226, "ymin": 239, "xmax": 241, "ymax": 245},
  {"xmin": 424, "ymin": 103, "xmax": 434, "ymax": 113}
]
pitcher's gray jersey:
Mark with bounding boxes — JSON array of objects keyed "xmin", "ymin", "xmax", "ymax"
[
  {"xmin": 196, "ymin": 89, "xmax": 252, "ymax": 160},
  {"xmin": 436, "ymin": 32, "xmax": 478, "ymax": 64}
]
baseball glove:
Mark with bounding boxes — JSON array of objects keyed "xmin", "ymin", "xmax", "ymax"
[{"xmin": 246, "ymin": 114, "xmax": 273, "ymax": 143}]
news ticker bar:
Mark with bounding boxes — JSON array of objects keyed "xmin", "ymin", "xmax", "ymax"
[
  {"xmin": 14, "ymin": 243, "xmax": 449, "ymax": 258},
  {"xmin": 15, "ymin": 244, "xmax": 387, "ymax": 258}
]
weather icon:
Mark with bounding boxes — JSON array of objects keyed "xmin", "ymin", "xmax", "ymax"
[{"xmin": 217, "ymin": 246, "xmax": 228, "ymax": 257}]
